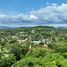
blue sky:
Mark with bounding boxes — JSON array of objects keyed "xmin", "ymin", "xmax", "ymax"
[
  {"xmin": 0, "ymin": 0, "xmax": 67, "ymax": 13},
  {"xmin": 0, "ymin": 0, "xmax": 67, "ymax": 27}
]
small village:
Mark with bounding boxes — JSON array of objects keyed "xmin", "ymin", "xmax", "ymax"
[{"xmin": 0, "ymin": 26, "xmax": 67, "ymax": 67}]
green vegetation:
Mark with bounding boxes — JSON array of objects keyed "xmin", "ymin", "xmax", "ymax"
[{"xmin": 0, "ymin": 26, "xmax": 67, "ymax": 67}]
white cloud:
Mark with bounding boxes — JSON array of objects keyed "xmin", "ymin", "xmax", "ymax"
[
  {"xmin": 0, "ymin": 3, "xmax": 67, "ymax": 27},
  {"xmin": 30, "ymin": 3, "xmax": 67, "ymax": 24},
  {"xmin": 29, "ymin": 15, "xmax": 38, "ymax": 20}
]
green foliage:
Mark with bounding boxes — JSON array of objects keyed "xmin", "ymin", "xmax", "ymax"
[
  {"xmin": 13, "ymin": 53, "xmax": 65, "ymax": 67},
  {"xmin": 27, "ymin": 47, "xmax": 50, "ymax": 58},
  {"xmin": 0, "ymin": 54, "xmax": 16, "ymax": 67},
  {"xmin": 0, "ymin": 26, "xmax": 67, "ymax": 67},
  {"xmin": 62, "ymin": 52, "xmax": 67, "ymax": 59},
  {"xmin": 61, "ymin": 59, "xmax": 67, "ymax": 67},
  {"xmin": 10, "ymin": 44, "xmax": 28, "ymax": 60}
]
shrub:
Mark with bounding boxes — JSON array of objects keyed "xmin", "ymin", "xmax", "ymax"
[
  {"xmin": 27, "ymin": 47, "xmax": 50, "ymax": 58},
  {"xmin": 61, "ymin": 59, "xmax": 67, "ymax": 67},
  {"xmin": 0, "ymin": 54, "xmax": 16, "ymax": 67},
  {"xmin": 62, "ymin": 52, "xmax": 67, "ymax": 59}
]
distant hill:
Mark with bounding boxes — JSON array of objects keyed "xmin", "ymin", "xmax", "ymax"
[
  {"xmin": 0, "ymin": 26, "xmax": 12, "ymax": 29},
  {"xmin": 0, "ymin": 26, "xmax": 20, "ymax": 29},
  {"xmin": 0, "ymin": 25, "xmax": 66, "ymax": 29}
]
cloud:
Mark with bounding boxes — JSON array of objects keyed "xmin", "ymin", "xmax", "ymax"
[
  {"xmin": 30, "ymin": 3, "xmax": 67, "ymax": 24},
  {"xmin": 0, "ymin": 3, "xmax": 67, "ymax": 27}
]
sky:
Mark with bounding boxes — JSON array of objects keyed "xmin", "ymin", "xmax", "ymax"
[{"xmin": 0, "ymin": 0, "xmax": 67, "ymax": 27}]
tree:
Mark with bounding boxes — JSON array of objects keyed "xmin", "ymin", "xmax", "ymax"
[{"xmin": 0, "ymin": 54, "xmax": 16, "ymax": 67}]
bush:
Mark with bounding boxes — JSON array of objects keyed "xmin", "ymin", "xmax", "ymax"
[
  {"xmin": 0, "ymin": 54, "xmax": 16, "ymax": 67},
  {"xmin": 13, "ymin": 57, "xmax": 37, "ymax": 67},
  {"xmin": 62, "ymin": 52, "xmax": 67, "ymax": 59},
  {"xmin": 27, "ymin": 47, "xmax": 50, "ymax": 58},
  {"xmin": 10, "ymin": 44, "xmax": 28, "ymax": 60},
  {"xmin": 61, "ymin": 59, "xmax": 67, "ymax": 67},
  {"xmin": 13, "ymin": 53, "xmax": 65, "ymax": 67}
]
